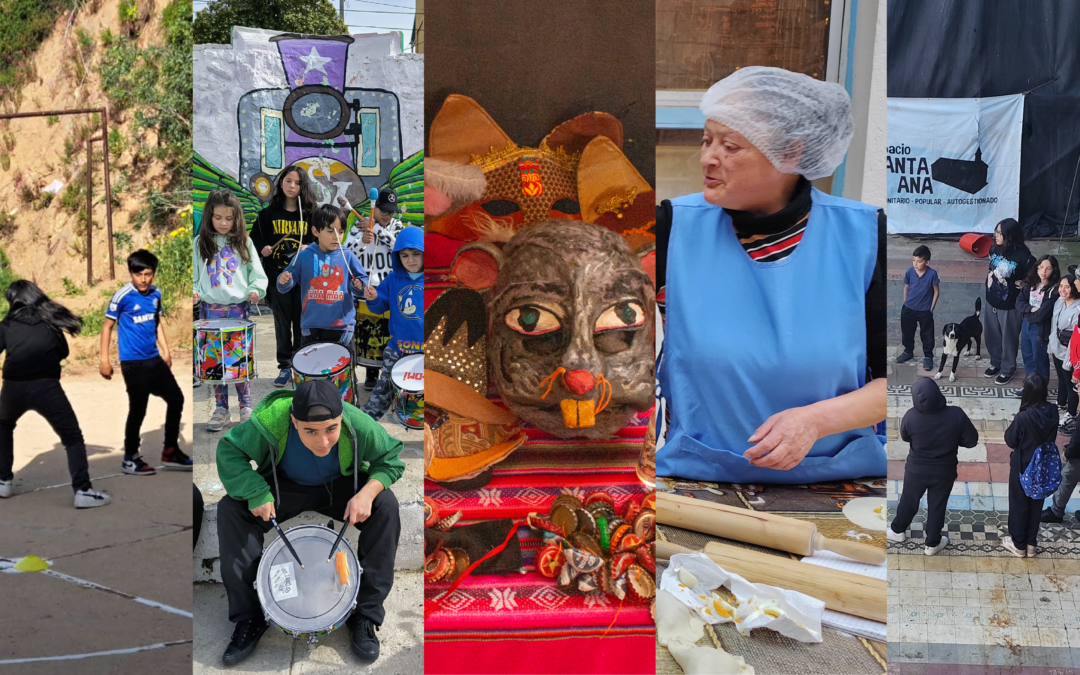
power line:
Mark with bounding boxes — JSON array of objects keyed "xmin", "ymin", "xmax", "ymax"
[
  {"xmin": 353, "ymin": 0, "xmax": 417, "ymax": 8},
  {"xmin": 344, "ymin": 9, "xmax": 420, "ymax": 14}
]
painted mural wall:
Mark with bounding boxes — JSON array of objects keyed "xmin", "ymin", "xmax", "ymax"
[{"xmin": 192, "ymin": 27, "xmax": 424, "ymax": 238}]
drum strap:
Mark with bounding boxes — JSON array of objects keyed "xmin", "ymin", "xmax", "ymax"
[{"xmin": 268, "ymin": 440, "xmax": 283, "ymax": 511}]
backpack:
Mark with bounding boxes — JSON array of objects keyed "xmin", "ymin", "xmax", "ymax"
[{"xmin": 1020, "ymin": 439, "xmax": 1063, "ymax": 500}]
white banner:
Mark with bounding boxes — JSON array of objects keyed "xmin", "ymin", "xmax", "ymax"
[{"xmin": 886, "ymin": 95, "xmax": 1023, "ymax": 234}]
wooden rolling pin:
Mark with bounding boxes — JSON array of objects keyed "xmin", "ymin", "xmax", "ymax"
[
  {"xmin": 658, "ymin": 492, "xmax": 886, "ymax": 565},
  {"xmin": 657, "ymin": 540, "xmax": 886, "ymax": 623}
]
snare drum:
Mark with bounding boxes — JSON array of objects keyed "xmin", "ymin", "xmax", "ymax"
[
  {"xmin": 194, "ymin": 319, "xmax": 256, "ymax": 382},
  {"xmin": 292, "ymin": 343, "xmax": 354, "ymax": 404},
  {"xmin": 391, "ymin": 353, "xmax": 424, "ymax": 429},
  {"xmin": 255, "ymin": 524, "xmax": 362, "ymax": 643}
]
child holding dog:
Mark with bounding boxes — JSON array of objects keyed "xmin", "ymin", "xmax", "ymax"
[
  {"xmin": 897, "ymin": 245, "xmax": 940, "ymax": 371},
  {"xmin": 888, "ymin": 377, "xmax": 979, "ymax": 555},
  {"xmin": 984, "ymin": 218, "xmax": 1034, "ymax": 386},
  {"xmin": 1015, "ymin": 255, "xmax": 1059, "ymax": 389}
]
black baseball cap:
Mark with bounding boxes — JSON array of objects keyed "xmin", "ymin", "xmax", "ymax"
[
  {"xmin": 290, "ymin": 380, "xmax": 343, "ymax": 422},
  {"xmin": 376, "ymin": 187, "xmax": 398, "ymax": 213}
]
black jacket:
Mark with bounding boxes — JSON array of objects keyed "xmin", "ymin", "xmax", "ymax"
[
  {"xmin": 986, "ymin": 244, "xmax": 1034, "ymax": 310},
  {"xmin": 0, "ymin": 316, "xmax": 69, "ymax": 380},
  {"xmin": 1005, "ymin": 402, "xmax": 1059, "ymax": 468},
  {"xmin": 1016, "ymin": 283, "xmax": 1058, "ymax": 343},
  {"xmin": 899, "ymin": 378, "xmax": 979, "ymax": 473}
]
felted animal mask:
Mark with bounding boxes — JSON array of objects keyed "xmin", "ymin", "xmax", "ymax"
[
  {"xmin": 427, "ymin": 95, "xmax": 655, "ymax": 253},
  {"xmin": 453, "ymin": 219, "xmax": 655, "ymax": 439}
]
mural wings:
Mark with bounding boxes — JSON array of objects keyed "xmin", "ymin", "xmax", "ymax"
[{"xmin": 192, "ymin": 152, "xmax": 265, "ymax": 235}]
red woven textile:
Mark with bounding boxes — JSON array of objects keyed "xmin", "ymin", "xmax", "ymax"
[{"xmin": 425, "ymin": 408, "xmax": 656, "ymax": 673}]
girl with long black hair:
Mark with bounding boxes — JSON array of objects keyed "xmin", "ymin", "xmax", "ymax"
[
  {"xmin": 984, "ymin": 218, "xmax": 1035, "ymax": 386},
  {"xmin": 0, "ymin": 280, "xmax": 110, "ymax": 508},
  {"xmin": 249, "ymin": 165, "xmax": 318, "ymax": 386}
]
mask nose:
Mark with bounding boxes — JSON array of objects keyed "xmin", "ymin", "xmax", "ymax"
[{"xmin": 564, "ymin": 369, "xmax": 595, "ymax": 395}]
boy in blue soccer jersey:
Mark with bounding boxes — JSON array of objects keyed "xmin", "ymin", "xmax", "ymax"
[{"xmin": 99, "ymin": 250, "xmax": 191, "ymax": 475}]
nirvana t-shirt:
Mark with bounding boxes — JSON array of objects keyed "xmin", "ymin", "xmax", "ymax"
[{"xmin": 250, "ymin": 204, "xmax": 312, "ymax": 278}]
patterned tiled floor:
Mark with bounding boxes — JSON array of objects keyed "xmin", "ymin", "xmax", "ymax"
[{"xmin": 887, "ymin": 251, "xmax": 1080, "ymax": 670}]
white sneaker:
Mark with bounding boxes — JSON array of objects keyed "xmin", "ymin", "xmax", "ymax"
[
  {"xmin": 1027, "ymin": 545, "xmax": 1037, "ymax": 557},
  {"xmin": 74, "ymin": 488, "xmax": 111, "ymax": 509},
  {"xmin": 1001, "ymin": 535, "xmax": 1026, "ymax": 558},
  {"xmin": 924, "ymin": 535, "xmax": 949, "ymax": 556},
  {"xmin": 1063, "ymin": 412, "xmax": 1074, "ymax": 425},
  {"xmin": 0, "ymin": 479, "xmax": 11, "ymax": 498},
  {"xmin": 886, "ymin": 524, "xmax": 907, "ymax": 542}
]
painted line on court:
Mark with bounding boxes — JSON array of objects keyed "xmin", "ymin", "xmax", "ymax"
[
  {"xmin": 28, "ymin": 465, "xmax": 169, "ymax": 492},
  {"xmin": 0, "ymin": 557, "xmax": 192, "ymax": 619},
  {"xmin": 0, "ymin": 640, "xmax": 191, "ymax": 664}
]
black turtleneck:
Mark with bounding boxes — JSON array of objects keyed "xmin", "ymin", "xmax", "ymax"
[{"xmin": 654, "ymin": 183, "xmax": 888, "ymax": 381}]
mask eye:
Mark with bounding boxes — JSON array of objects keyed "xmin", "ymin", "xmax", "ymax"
[
  {"xmin": 550, "ymin": 198, "xmax": 580, "ymax": 215},
  {"xmin": 482, "ymin": 200, "xmax": 521, "ymax": 217},
  {"xmin": 595, "ymin": 301, "xmax": 645, "ymax": 331},
  {"xmin": 505, "ymin": 306, "xmax": 561, "ymax": 335}
]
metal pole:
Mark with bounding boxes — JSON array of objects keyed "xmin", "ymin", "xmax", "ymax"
[
  {"xmin": 86, "ymin": 139, "xmax": 93, "ymax": 286},
  {"xmin": 0, "ymin": 108, "xmax": 103, "ymax": 120},
  {"xmin": 102, "ymin": 108, "xmax": 115, "ymax": 280}
]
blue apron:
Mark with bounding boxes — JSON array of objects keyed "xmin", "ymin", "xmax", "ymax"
[{"xmin": 656, "ymin": 189, "xmax": 886, "ymax": 484}]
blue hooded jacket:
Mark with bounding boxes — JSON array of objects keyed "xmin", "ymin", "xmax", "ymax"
[{"xmin": 366, "ymin": 226, "xmax": 423, "ymax": 352}]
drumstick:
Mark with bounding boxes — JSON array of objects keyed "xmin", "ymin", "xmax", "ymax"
[
  {"xmin": 270, "ymin": 516, "xmax": 304, "ymax": 568},
  {"xmin": 657, "ymin": 493, "xmax": 886, "ymax": 564},
  {"xmin": 338, "ymin": 189, "xmax": 381, "ymax": 286},
  {"xmin": 326, "ymin": 518, "xmax": 351, "ymax": 562}
]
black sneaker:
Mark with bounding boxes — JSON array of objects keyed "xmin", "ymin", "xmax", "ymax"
[
  {"xmin": 121, "ymin": 455, "xmax": 155, "ymax": 475},
  {"xmin": 1041, "ymin": 507, "xmax": 1064, "ymax": 524},
  {"xmin": 348, "ymin": 614, "xmax": 380, "ymax": 663},
  {"xmin": 161, "ymin": 446, "xmax": 193, "ymax": 471},
  {"xmin": 364, "ymin": 371, "xmax": 378, "ymax": 391},
  {"xmin": 896, "ymin": 351, "xmax": 914, "ymax": 364},
  {"xmin": 922, "ymin": 356, "xmax": 934, "ymax": 371},
  {"xmin": 984, "ymin": 366, "xmax": 1001, "ymax": 378},
  {"xmin": 222, "ymin": 616, "xmax": 268, "ymax": 666},
  {"xmin": 995, "ymin": 372, "xmax": 1014, "ymax": 386}
]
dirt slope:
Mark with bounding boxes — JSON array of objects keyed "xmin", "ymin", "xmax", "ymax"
[{"xmin": 0, "ymin": 0, "xmax": 189, "ymax": 372}]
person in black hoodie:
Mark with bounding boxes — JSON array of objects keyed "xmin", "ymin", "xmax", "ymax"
[
  {"xmin": 1016, "ymin": 255, "xmax": 1059, "ymax": 390},
  {"xmin": 1003, "ymin": 374, "xmax": 1059, "ymax": 557},
  {"xmin": 984, "ymin": 218, "xmax": 1035, "ymax": 386},
  {"xmin": 249, "ymin": 166, "xmax": 316, "ymax": 387},
  {"xmin": 888, "ymin": 378, "xmax": 979, "ymax": 555},
  {"xmin": 0, "ymin": 281, "xmax": 110, "ymax": 509}
]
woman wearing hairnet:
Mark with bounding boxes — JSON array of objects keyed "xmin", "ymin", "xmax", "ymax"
[{"xmin": 655, "ymin": 67, "xmax": 886, "ymax": 484}]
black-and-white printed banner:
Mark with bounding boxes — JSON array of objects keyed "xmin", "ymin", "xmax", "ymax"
[{"xmin": 886, "ymin": 94, "xmax": 1023, "ymax": 234}]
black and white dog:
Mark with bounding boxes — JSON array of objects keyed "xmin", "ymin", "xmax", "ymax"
[{"xmin": 935, "ymin": 298, "xmax": 983, "ymax": 382}]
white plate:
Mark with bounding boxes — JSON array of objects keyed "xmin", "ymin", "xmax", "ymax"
[{"xmin": 842, "ymin": 496, "xmax": 888, "ymax": 531}]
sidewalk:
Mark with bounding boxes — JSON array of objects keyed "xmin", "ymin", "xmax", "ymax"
[
  {"xmin": 0, "ymin": 362, "xmax": 194, "ymax": 673},
  {"xmin": 887, "ymin": 234, "xmax": 1080, "ymax": 671},
  {"xmin": 192, "ymin": 311, "xmax": 424, "ymax": 673}
]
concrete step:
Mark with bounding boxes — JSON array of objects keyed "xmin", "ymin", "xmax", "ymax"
[{"xmin": 193, "ymin": 314, "xmax": 424, "ymax": 583}]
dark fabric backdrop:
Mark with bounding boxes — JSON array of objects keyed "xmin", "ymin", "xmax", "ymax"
[
  {"xmin": 424, "ymin": 0, "xmax": 656, "ymax": 185},
  {"xmin": 888, "ymin": 0, "xmax": 1080, "ymax": 237}
]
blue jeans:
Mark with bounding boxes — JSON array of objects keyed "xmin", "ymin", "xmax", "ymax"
[{"xmin": 1020, "ymin": 321, "xmax": 1050, "ymax": 381}]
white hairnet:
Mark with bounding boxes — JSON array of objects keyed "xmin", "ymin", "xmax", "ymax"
[{"xmin": 699, "ymin": 66, "xmax": 854, "ymax": 180}]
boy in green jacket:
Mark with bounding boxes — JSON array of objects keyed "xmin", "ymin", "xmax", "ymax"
[{"xmin": 215, "ymin": 379, "xmax": 404, "ymax": 666}]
